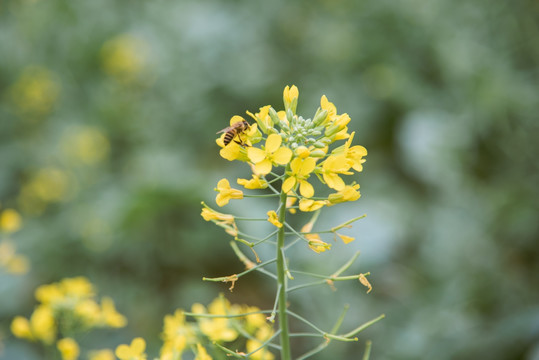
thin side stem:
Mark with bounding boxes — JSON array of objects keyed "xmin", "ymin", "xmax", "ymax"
[{"xmin": 276, "ymin": 189, "xmax": 292, "ymax": 360}]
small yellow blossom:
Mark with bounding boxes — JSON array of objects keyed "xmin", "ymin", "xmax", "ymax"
[
  {"xmin": 247, "ymin": 134, "xmax": 292, "ymax": 175},
  {"xmin": 247, "ymin": 105, "xmax": 273, "ymax": 134},
  {"xmin": 201, "ymin": 203, "xmax": 238, "ymax": 236},
  {"xmin": 327, "ymin": 184, "xmax": 361, "ymax": 205},
  {"xmin": 215, "ymin": 179, "xmax": 243, "ymax": 207},
  {"xmin": 9, "ymin": 66, "xmax": 60, "ymax": 117},
  {"xmin": 60, "ymin": 277, "xmax": 95, "ymax": 298},
  {"xmin": 283, "ymin": 85, "xmax": 299, "ymax": 113},
  {"xmin": 282, "ymin": 157, "xmax": 317, "ymax": 198},
  {"xmin": 267, "ymin": 211, "xmax": 283, "ymax": 228},
  {"xmin": 74, "ymin": 299, "xmax": 101, "ymax": 326},
  {"xmin": 161, "ymin": 309, "xmax": 195, "ymax": 357},
  {"xmin": 320, "ymin": 155, "xmax": 353, "ymax": 191},
  {"xmin": 217, "ymin": 117, "xmax": 260, "ymax": 161},
  {"xmin": 0, "ymin": 241, "xmax": 30, "ymax": 274},
  {"xmin": 88, "ymin": 349, "xmax": 115, "ymax": 360},
  {"xmin": 101, "ymin": 297, "xmax": 127, "ymax": 328},
  {"xmin": 298, "ymin": 199, "xmax": 327, "ymax": 212},
  {"xmin": 116, "ymin": 337, "xmax": 147, "ymax": 360},
  {"xmin": 237, "ymin": 175, "xmax": 268, "ymax": 189},
  {"xmin": 306, "ymin": 234, "xmax": 331, "ymax": 254},
  {"xmin": 30, "ymin": 305, "xmax": 56, "ymax": 344},
  {"xmin": 57, "ymin": 338, "xmax": 80, "ymax": 360},
  {"xmin": 0, "ymin": 209, "xmax": 22, "ymax": 233},
  {"xmin": 295, "ymin": 146, "xmax": 310, "ymax": 158},
  {"xmin": 61, "ymin": 127, "xmax": 110, "ymax": 165},
  {"xmin": 195, "ymin": 344, "xmax": 213, "ymax": 360},
  {"xmin": 101, "ymin": 34, "xmax": 149, "ymax": 83},
  {"xmin": 194, "ymin": 298, "xmax": 238, "ymax": 342},
  {"xmin": 11, "ymin": 316, "xmax": 33, "ymax": 340},
  {"xmin": 35, "ymin": 283, "xmax": 64, "ymax": 305}
]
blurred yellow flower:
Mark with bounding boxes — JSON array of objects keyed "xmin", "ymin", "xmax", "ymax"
[
  {"xmin": 194, "ymin": 298, "xmax": 239, "ymax": 342},
  {"xmin": 116, "ymin": 337, "xmax": 147, "ymax": 360},
  {"xmin": 61, "ymin": 127, "xmax": 110, "ymax": 165},
  {"xmin": 9, "ymin": 66, "xmax": 60, "ymax": 117},
  {"xmin": 215, "ymin": 179, "xmax": 243, "ymax": 207},
  {"xmin": 0, "ymin": 209, "xmax": 22, "ymax": 233},
  {"xmin": 101, "ymin": 297, "xmax": 127, "ymax": 328},
  {"xmin": 0, "ymin": 241, "xmax": 30, "ymax": 275},
  {"xmin": 101, "ymin": 34, "xmax": 149, "ymax": 83},
  {"xmin": 266, "ymin": 211, "xmax": 282, "ymax": 228},
  {"xmin": 195, "ymin": 343, "xmax": 212, "ymax": 360},
  {"xmin": 161, "ymin": 309, "xmax": 195, "ymax": 358},
  {"xmin": 246, "ymin": 326, "xmax": 275, "ymax": 360},
  {"xmin": 247, "ymin": 134, "xmax": 292, "ymax": 175},
  {"xmin": 60, "ymin": 276, "xmax": 95, "ymax": 298},
  {"xmin": 88, "ymin": 349, "xmax": 115, "ymax": 360},
  {"xmin": 57, "ymin": 338, "xmax": 80, "ymax": 360},
  {"xmin": 30, "ymin": 305, "xmax": 56, "ymax": 344},
  {"xmin": 11, "ymin": 316, "xmax": 33, "ymax": 340},
  {"xmin": 74, "ymin": 299, "xmax": 101, "ymax": 326}
]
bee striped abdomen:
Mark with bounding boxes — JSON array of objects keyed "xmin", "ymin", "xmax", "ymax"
[{"xmin": 223, "ymin": 132, "xmax": 235, "ymax": 146}]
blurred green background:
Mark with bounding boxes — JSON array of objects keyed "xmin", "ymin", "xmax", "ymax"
[{"xmin": 1, "ymin": 0, "xmax": 538, "ymax": 359}]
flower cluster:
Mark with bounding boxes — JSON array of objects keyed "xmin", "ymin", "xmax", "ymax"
[
  {"xmin": 115, "ymin": 295, "xmax": 275, "ymax": 360},
  {"xmin": 214, "ymin": 85, "xmax": 366, "ymax": 212},
  {"xmin": 206, "ymin": 86, "xmax": 367, "ymax": 253},
  {"xmin": 0, "ymin": 207, "xmax": 29, "ymax": 274},
  {"xmin": 11, "ymin": 277, "xmax": 126, "ymax": 359}
]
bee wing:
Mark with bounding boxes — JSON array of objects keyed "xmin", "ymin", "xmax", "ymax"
[{"xmin": 216, "ymin": 126, "xmax": 234, "ymax": 134}]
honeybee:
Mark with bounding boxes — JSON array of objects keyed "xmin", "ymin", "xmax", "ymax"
[{"xmin": 217, "ymin": 120, "xmax": 250, "ymax": 146}]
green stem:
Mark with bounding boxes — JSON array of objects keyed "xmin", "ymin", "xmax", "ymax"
[{"xmin": 276, "ymin": 189, "xmax": 292, "ymax": 360}]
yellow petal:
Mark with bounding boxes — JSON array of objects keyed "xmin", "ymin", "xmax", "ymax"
[
  {"xmin": 254, "ymin": 160, "xmax": 272, "ymax": 175},
  {"xmin": 289, "ymin": 157, "xmax": 302, "ymax": 174},
  {"xmin": 247, "ymin": 147, "xmax": 266, "ymax": 163},
  {"xmin": 299, "ymin": 157, "xmax": 317, "ymax": 175},
  {"xmin": 323, "ymin": 173, "xmax": 345, "ymax": 191},
  {"xmin": 217, "ymin": 178, "xmax": 230, "ymax": 191},
  {"xmin": 265, "ymin": 134, "xmax": 282, "ymax": 154},
  {"xmin": 299, "ymin": 180, "xmax": 314, "ymax": 198},
  {"xmin": 229, "ymin": 115, "xmax": 245, "ymax": 126},
  {"xmin": 131, "ymin": 337, "xmax": 146, "ymax": 354},
  {"xmin": 216, "ymin": 194, "xmax": 229, "ymax": 207},
  {"xmin": 115, "ymin": 345, "xmax": 131, "ymax": 359},
  {"xmin": 272, "ymin": 147, "xmax": 293, "ymax": 165},
  {"xmin": 282, "ymin": 176, "xmax": 296, "ymax": 193}
]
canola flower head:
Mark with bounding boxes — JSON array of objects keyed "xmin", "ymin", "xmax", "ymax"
[
  {"xmin": 57, "ymin": 337, "xmax": 80, "ymax": 360},
  {"xmin": 116, "ymin": 337, "xmax": 147, "ymax": 360},
  {"xmin": 215, "ymin": 179, "xmax": 243, "ymax": 207}
]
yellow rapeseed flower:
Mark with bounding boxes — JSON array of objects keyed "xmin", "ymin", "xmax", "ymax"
[
  {"xmin": 267, "ymin": 211, "xmax": 283, "ymax": 228},
  {"xmin": 116, "ymin": 337, "xmax": 147, "ymax": 360},
  {"xmin": 35, "ymin": 283, "xmax": 64, "ymax": 305},
  {"xmin": 320, "ymin": 155, "xmax": 353, "ymax": 191},
  {"xmin": 282, "ymin": 157, "xmax": 317, "ymax": 198},
  {"xmin": 247, "ymin": 134, "xmax": 292, "ymax": 175},
  {"xmin": 335, "ymin": 233, "xmax": 355, "ymax": 244},
  {"xmin": 60, "ymin": 277, "xmax": 95, "ymax": 298},
  {"xmin": 195, "ymin": 344, "xmax": 213, "ymax": 360},
  {"xmin": 11, "ymin": 316, "xmax": 34, "ymax": 340},
  {"xmin": 57, "ymin": 338, "xmax": 80, "ymax": 360},
  {"xmin": 74, "ymin": 299, "xmax": 101, "ymax": 327},
  {"xmin": 30, "ymin": 305, "xmax": 56, "ymax": 344},
  {"xmin": 237, "ymin": 175, "xmax": 268, "ymax": 189},
  {"xmin": 88, "ymin": 349, "xmax": 115, "ymax": 360},
  {"xmin": 283, "ymin": 85, "xmax": 299, "ymax": 113},
  {"xmin": 161, "ymin": 309, "xmax": 195, "ymax": 358},
  {"xmin": 101, "ymin": 297, "xmax": 127, "ymax": 328},
  {"xmin": 215, "ymin": 179, "xmax": 243, "ymax": 207},
  {"xmin": 327, "ymin": 184, "xmax": 361, "ymax": 205},
  {"xmin": 306, "ymin": 234, "xmax": 331, "ymax": 254},
  {"xmin": 298, "ymin": 199, "xmax": 327, "ymax": 212},
  {"xmin": 9, "ymin": 66, "xmax": 60, "ymax": 117},
  {"xmin": 0, "ymin": 209, "xmax": 22, "ymax": 233},
  {"xmin": 246, "ymin": 105, "xmax": 273, "ymax": 134},
  {"xmin": 193, "ymin": 298, "xmax": 238, "ymax": 342}
]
